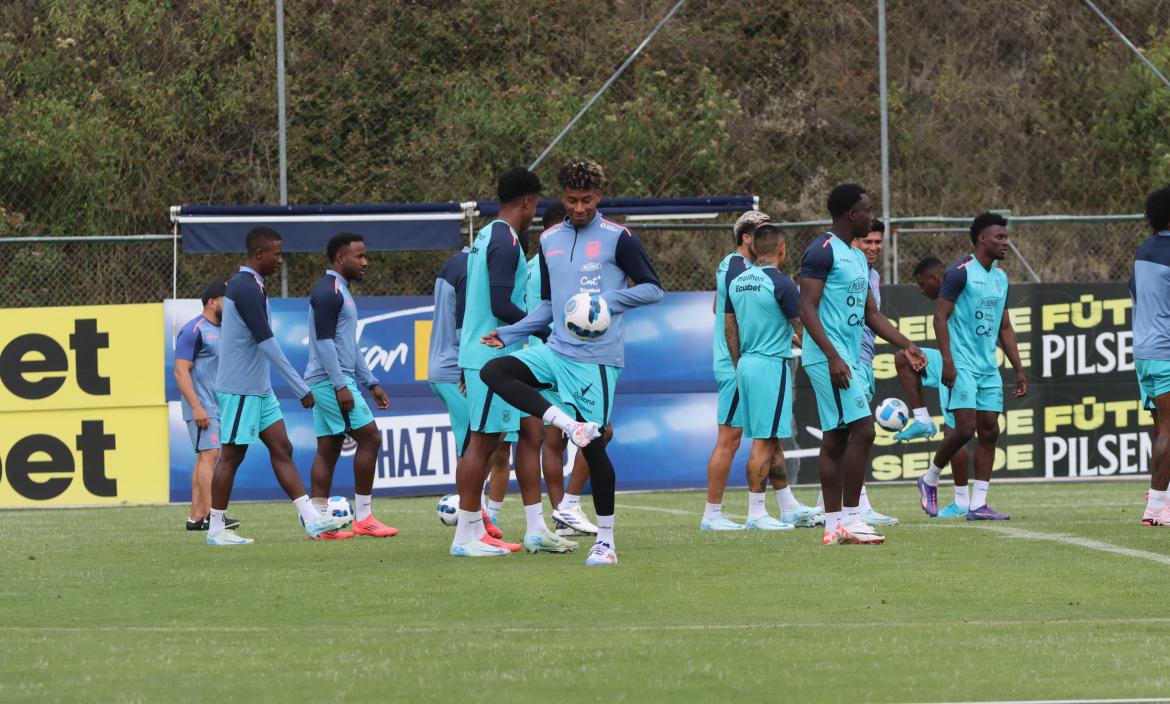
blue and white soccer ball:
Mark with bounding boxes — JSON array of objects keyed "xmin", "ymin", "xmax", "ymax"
[
  {"xmin": 564, "ymin": 292, "xmax": 611, "ymax": 340},
  {"xmin": 436, "ymin": 494, "xmax": 459, "ymax": 526},
  {"xmin": 326, "ymin": 495, "xmax": 354, "ymax": 529},
  {"xmin": 874, "ymin": 398, "xmax": 910, "ymax": 431}
]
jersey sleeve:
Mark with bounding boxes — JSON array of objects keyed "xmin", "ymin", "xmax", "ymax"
[
  {"xmin": 939, "ymin": 264, "xmax": 968, "ymax": 303},
  {"xmin": 486, "ymin": 223, "xmax": 520, "ymax": 289},
  {"xmin": 614, "ymin": 229, "xmax": 662, "ymax": 287},
  {"xmin": 767, "ymin": 269, "xmax": 801, "ymax": 319},
  {"xmin": 539, "ymin": 248, "xmax": 551, "ymax": 302},
  {"xmin": 233, "ymin": 281, "xmax": 275, "ymax": 343},
  {"xmin": 310, "ymin": 284, "xmax": 344, "ymax": 341},
  {"xmin": 799, "ymin": 240, "xmax": 834, "ymax": 281},
  {"xmin": 174, "ymin": 324, "xmax": 200, "ymax": 363}
]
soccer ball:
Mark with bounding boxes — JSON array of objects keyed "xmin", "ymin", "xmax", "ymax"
[
  {"xmin": 874, "ymin": 398, "xmax": 910, "ymax": 431},
  {"xmin": 436, "ymin": 494, "xmax": 459, "ymax": 526},
  {"xmin": 326, "ymin": 495, "xmax": 354, "ymax": 529},
  {"xmin": 564, "ymin": 292, "xmax": 611, "ymax": 340}
]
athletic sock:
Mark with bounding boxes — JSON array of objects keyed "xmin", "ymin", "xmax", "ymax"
[
  {"xmin": 596, "ymin": 514, "xmax": 615, "ymax": 547},
  {"xmin": 524, "ymin": 503, "xmax": 546, "ymax": 533},
  {"xmin": 703, "ymin": 502, "xmax": 722, "ymax": 522},
  {"xmin": 310, "ymin": 496, "xmax": 328, "ymax": 514},
  {"xmin": 454, "ymin": 509, "xmax": 484, "ymax": 544},
  {"xmin": 558, "ymin": 493, "xmax": 581, "ymax": 512},
  {"xmin": 1147, "ymin": 489, "xmax": 1168, "ymax": 514},
  {"xmin": 747, "ymin": 492, "xmax": 767, "ymax": 520},
  {"xmin": 487, "ymin": 499, "xmax": 504, "ymax": 522},
  {"xmin": 913, "ymin": 407, "xmax": 931, "ymax": 424},
  {"xmin": 774, "ymin": 487, "xmax": 799, "ymax": 513},
  {"xmin": 859, "ymin": 486, "xmax": 873, "ymax": 513},
  {"xmin": 971, "ymin": 480, "xmax": 990, "ymax": 509},
  {"xmin": 816, "ymin": 490, "xmax": 825, "ymax": 509},
  {"xmin": 954, "ymin": 484, "xmax": 970, "ymax": 510},
  {"xmin": 293, "ymin": 495, "xmax": 320, "ymax": 524},
  {"xmin": 824, "ymin": 511, "xmax": 840, "ymax": 534},
  {"xmin": 209, "ymin": 508, "xmax": 227, "ymax": 535},
  {"xmin": 923, "ymin": 463, "xmax": 941, "ymax": 487},
  {"xmin": 842, "ymin": 504, "xmax": 862, "ymax": 525},
  {"xmin": 355, "ymin": 494, "xmax": 372, "ymax": 521},
  {"xmin": 543, "ymin": 406, "xmax": 575, "ymax": 433}
]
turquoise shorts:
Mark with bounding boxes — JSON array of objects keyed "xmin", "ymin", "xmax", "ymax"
[
  {"xmin": 185, "ymin": 418, "xmax": 220, "ymax": 453},
  {"xmin": 948, "ymin": 366, "xmax": 1003, "ymax": 415},
  {"xmin": 715, "ymin": 372, "xmax": 743, "ymax": 428},
  {"xmin": 919, "ymin": 347, "xmax": 955, "ymax": 428},
  {"xmin": 736, "ymin": 355, "xmax": 793, "ymax": 439},
  {"xmin": 510, "ymin": 345, "xmax": 620, "ymax": 427},
  {"xmin": 1136, "ymin": 358, "xmax": 1170, "ymax": 411},
  {"xmin": 311, "ymin": 377, "xmax": 375, "ymax": 438},
  {"xmin": 802, "ymin": 360, "xmax": 871, "ymax": 432},
  {"xmin": 465, "ymin": 368, "xmax": 523, "ymax": 434},
  {"xmin": 430, "ymin": 381, "xmax": 469, "ymax": 455},
  {"xmin": 218, "ymin": 391, "xmax": 283, "ymax": 446},
  {"xmin": 855, "ymin": 363, "xmax": 876, "ymax": 403}
]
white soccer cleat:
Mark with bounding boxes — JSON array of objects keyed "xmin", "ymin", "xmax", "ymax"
[
  {"xmin": 584, "ymin": 541, "xmax": 618, "ymax": 566},
  {"xmin": 522, "ymin": 529, "xmax": 579, "ymax": 554},
  {"xmin": 838, "ymin": 519, "xmax": 886, "ymax": 545},
  {"xmin": 552, "ymin": 506, "xmax": 599, "ymax": 536},
  {"xmin": 565, "ymin": 421, "xmax": 601, "ymax": 448}
]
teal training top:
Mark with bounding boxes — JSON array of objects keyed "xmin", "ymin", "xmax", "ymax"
[
  {"xmin": 458, "ymin": 220, "xmax": 528, "ymax": 370},
  {"xmin": 713, "ymin": 251, "xmax": 751, "ymax": 374},
  {"xmin": 938, "ymin": 254, "xmax": 1008, "ymax": 374},
  {"xmin": 798, "ymin": 232, "xmax": 869, "ymax": 367},
  {"xmin": 726, "ymin": 264, "xmax": 800, "ymax": 359}
]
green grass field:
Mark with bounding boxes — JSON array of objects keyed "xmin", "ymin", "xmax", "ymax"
[{"xmin": 3, "ymin": 481, "xmax": 1170, "ymax": 703}]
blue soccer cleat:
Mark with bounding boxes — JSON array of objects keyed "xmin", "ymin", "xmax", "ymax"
[
  {"xmin": 745, "ymin": 515, "xmax": 795, "ymax": 531},
  {"xmin": 781, "ymin": 504, "xmax": 824, "ymax": 528},
  {"xmin": 894, "ymin": 419, "xmax": 938, "ymax": 442},
  {"xmin": 450, "ymin": 538, "xmax": 510, "ymax": 557},
  {"xmin": 863, "ymin": 508, "xmax": 899, "ymax": 526},
  {"xmin": 936, "ymin": 502, "xmax": 967, "ymax": 518},
  {"xmin": 522, "ymin": 529, "xmax": 579, "ymax": 554},
  {"xmin": 699, "ymin": 516, "xmax": 746, "ymax": 531}
]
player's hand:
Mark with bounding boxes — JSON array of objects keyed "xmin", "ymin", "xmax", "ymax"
[
  {"xmin": 828, "ymin": 355, "xmax": 853, "ymax": 389},
  {"xmin": 301, "ymin": 391, "xmax": 315, "ymax": 408},
  {"xmin": 458, "ymin": 379, "xmax": 466, "ymax": 396},
  {"xmin": 371, "ymin": 385, "xmax": 390, "ymax": 410},
  {"xmin": 791, "ymin": 333, "xmax": 802, "ymax": 349},
  {"xmin": 193, "ymin": 405, "xmax": 210, "ymax": 430},
  {"xmin": 336, "ymin": 385, "xmax": 355, "ymax": 412},
  {"xmin": 1013, "ymin": 371, "xmax": 1028, "ymax": 398},
  {"xmin": 481, "ymin": 330, "xmax": 505, "ymax": 349},
  {"xmin": 904, "ymin": 343, "xmax": 927, "ymax": 372},
  {"xmin": 941, "ymin": 359, "xmax": 957, "ymax": 389}
]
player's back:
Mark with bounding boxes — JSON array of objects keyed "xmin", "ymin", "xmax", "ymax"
[
  {"xmin": 216, "ymin": 268, "xmax": 275, "ymax": 396},
  {"xmin": 429, "ymin": 249, "xmax": 468, "ymax": 383},
  {"xmin": 1131, "ymin": 230, "xmax": 1170, "ymax": 360},
  {"xmin": 176, "ymin": 314, "xmax": 220, "ymax": 419},
  {"xmin": 940, "ymin": 254, "xmax": 1007, "ymax": 373},
  {"xmin": 714, "ymin": 252, "xmax": 750, "ymax": 374},
  {"xmin": 798, "ymin": 232, "xmax": 868, "ymax": 367},
  {"xmin": 458, "ymin": 220, "xmax": 526, "ymax": 370},
  {"xmin": 727, "ymin": 265, "xmax": 799, "ymax": 359}
]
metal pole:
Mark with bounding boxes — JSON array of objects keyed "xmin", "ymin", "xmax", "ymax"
[
  {"xmin": 276, "ymin": 0, "xmax": 289, "ymax": 297},
  {"xmin": 171, "ymin": 220, "xmax": 179, "ymax": 350},
  {"xmin": 878, "ymin": 0, "xmax": 893, "ymax": 284},
  {"xmin": 1007, "ymin": 239, "xmax": 1043, "ymax": 283},
  {"xmin": 1081, "ymin": 0, "xmax": 1170, "ymax": 93},
  {"xmin": 529, "ymin": 0, "xmax": 686, "ymax": 170}
]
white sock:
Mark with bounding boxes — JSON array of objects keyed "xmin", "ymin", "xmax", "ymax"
[
  {"xmin": 923, "ymin": 463, "xmax": 941, "ymax": 487},
  {"xmin": 311, "ymin": 496, "xmax": 328, "ymax": 514},
  {"xmin": 454, "ymin": 509, "xmax": 484, "ymax": 544},
  {"xmin": 293, "ymin": 495, "xmax": 320, "ymax": 524},
  {"xmin": 524, "ymin": 503, "xmax": 547, "ymax": 533},
  {"xmin": 747, "ymin": 491, "xmax": 767, "ymax": 520},
  {"xmin": 859, "ymin": 486, "xmax": 872, "ymax": 513},
  {"xmin": 487, "ymin": 499, "xmax": 504, "ymax": 521},
  {"xmin": 543, "ymin": 406, "xmax": 575, "ymax": 432},
  {"xmin": 913, "ymin": 407, "xmax": 931, "ymax": 424},
  {"xmin": 842, "ymin": 504, "xmax": 862, "ymax": 524},
  {"xmin": 209, "ymin": 508, "xmax": 227, "ymax": 535},
  {"xmin": 954, "ymin": 484, "xmax": 970, "ymax": 510},
  {"xmin": 355, "ymin": 494, "xmax": 372, "ymax": 521},
  {"xmin": 774, "ymin": 487, "xmax": 799, "ymax": 513},
  {"xmin": 596, "ymin": 514, "xmax": 615, "ymax": 547},
  {"xmin": 971, "ymin": 479, "xmax": 990, "ymax": 509},
  {"xmin": 816, "ymin": 490, "xmax": 825, "ymax": 509},
  {"xmin": 703, "ymin": 502, "xmax": 722, "ymax": 522},
  {"xmin": 1147, "ymin": 489, "xmax": 1168, "ymax": 513},
  {"xmin": 558, "ymin": 493, "xmax": 581, "ymax": 512},
  {"xmin": 824, "ymin": 511, "xmax": 840, "ymax": 533}
]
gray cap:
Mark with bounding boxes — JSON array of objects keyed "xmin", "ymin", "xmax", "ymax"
[{"xmin": 733, "ymin": 210, "xmax": 771, "ymax": 237}]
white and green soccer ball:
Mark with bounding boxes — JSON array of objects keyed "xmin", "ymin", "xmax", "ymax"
[{"xmin": 326, "ymin": 496, "xmax": 354, "ymax": 529}]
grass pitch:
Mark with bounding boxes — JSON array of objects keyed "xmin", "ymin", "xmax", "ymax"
[{"xmin": 3, "ymin": 481, "xmax": 1169, "ymax": 703}]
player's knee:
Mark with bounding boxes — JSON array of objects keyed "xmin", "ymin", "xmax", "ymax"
[
  {"xmin": 851, "ymin": 419, "xmax": 876, "ymax": 445},
  {"xmin": 716, "ymin": 427, "xmax": 742, "ymax": 450},
  {"xmin": 953, "ymin": 419, "xmax": 977, "ymax": 439}
]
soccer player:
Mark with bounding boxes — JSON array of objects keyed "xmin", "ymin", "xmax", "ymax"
[
  {"xmin": 914, "ymin": 212, "xmax": 1026, "ymax": 521},
  {"xmin": 481, "ymin": 156, "xmax": 664, "ymax": 566},
  {"xmin": 703, "ymin": 211, "xmax": 822, "ymax": 531},
  {"xmin": 799, "ymin": 184, "xmax": 925, "ymax": 545},
  {"xmin": 724, "ymin": 224, "xmax": 803, "ymax": 530},
  {"xmin": 304, "ymin": 233, "xmax": 396, "ymax": 539},
  {"xmin": 1132, "ymin": 186, "xmax": 1170, "ymax": 526},
  {"xmin": 892, "ymin": 256, "xmax": 971, "ymax": 518},
  {"xmin": 850, "ymin": 219, "xmax": 899, "ymax": 526},
  {"xmin": 207, "ymin": 226, "xmax": 348, "ymax": 545},
  {"xmin": 452, "ymin": 167, "xmax": 576, "ymax": 557},
  {"xmin": 174, "ymin": 281, "xmax": 239, "ymax": 532}
]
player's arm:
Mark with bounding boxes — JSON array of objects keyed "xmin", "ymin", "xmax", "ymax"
[
  {"xmin": 605, "ymin": 229, "xmax": 663, "ymax": 312},
  {"xmin": 309, "ymin": 286, "xmax": 347, "ymax": 391},
  {"xmin": 486, "ymin": 224, "xmax": 527, "ymax": 325},
  {"xmin": 769, "ymin": 269, "xmax": 805, "ymax": 352},
  {"xmin": 236, "ymin": 284, "xmax": 313, "ymax": 402},
  {"xmin": 173, "ymin": 328, "xmax": 209, "ymax": 429},
  {"xmin": 864, "ymin": 290, "xmax": 925, "ymax": 369},
  {"xmin": 355, "ymin": 350, "xmax": 389, "ymax": 410},
  {"xmin": 491, "ymin": 249, "xmax": 554, "ymax": 347},
  {"xmin": 934, "ymin": 265, "xmax": 966, "ymax": 389},
  {"xmin": 998, "ymin": 306, "xmax": 1027, "ymax": 398},
  {"xmin": 724, "ymin": 293, "xmax": 741, "ymax": 368}
]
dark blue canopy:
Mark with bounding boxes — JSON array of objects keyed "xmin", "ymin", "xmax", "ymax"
[{"xmin": 476, "ymin": 195, "xmax": 758, "ymax": 218}]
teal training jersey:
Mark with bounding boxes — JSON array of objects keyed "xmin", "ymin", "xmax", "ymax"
[
  {"xmin": 713, "ymin": 252, "xmax": 751, "ymax": 375},
  {"xmin": 458, "ymin": 220, "xmax": 528, "ymax": 370},
  {"xmin": 525, "ymin": 254, "xmax": 545, "ymax": 346},
  {"xmin": 939, "ymin": 254, "xmax": 1008, "ymax": 374},
  {"xmin": 798, "ymin": 232, "xmax": 869, "ymax": 367},
  {"xmin": 726, "ymin": 265, "xmax": 800, "ymax": 358}
]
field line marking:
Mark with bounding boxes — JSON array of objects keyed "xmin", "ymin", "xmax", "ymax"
[
  {"xmin": 978, "ymin": 524, "xmax": 1170, "ymax": 566},
  {"xmin": 903, "ymin": 698, "xmax": 1170, "ymax": 704},
  {"xmin": 614, "ymin": 503, "xmax": 693, "ymax": 516}
]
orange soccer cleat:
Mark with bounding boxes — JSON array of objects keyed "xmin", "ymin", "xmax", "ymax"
[{"xmin": 352, "ymin": 515, "xmax": 399, "ymax": 538}]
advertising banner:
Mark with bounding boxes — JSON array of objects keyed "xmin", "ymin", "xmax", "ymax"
[{"xmin": 1, "ymin": 303, "xmax": 169, "ymax": 507}]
